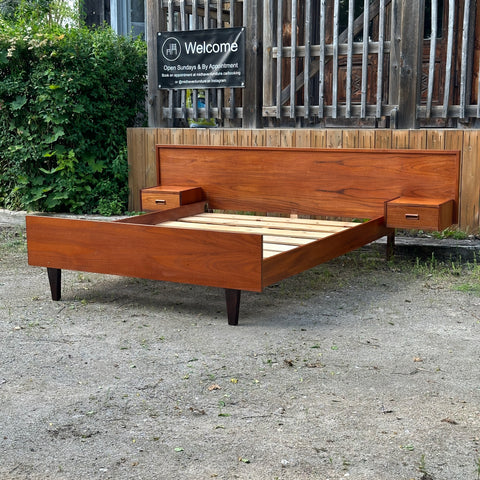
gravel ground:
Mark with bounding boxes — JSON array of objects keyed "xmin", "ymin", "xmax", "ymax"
[{"xmin": 1, "ymin": 221, "xmax": 479, "ymax": 480}]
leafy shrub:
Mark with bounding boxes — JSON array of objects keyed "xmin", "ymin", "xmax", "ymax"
[{"xmin": 0, "ymin": 11, "xmax": 146, "ymax": 214}]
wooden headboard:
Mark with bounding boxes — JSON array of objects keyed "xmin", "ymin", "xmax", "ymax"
[{"xmin": 155, "ymin": 145, "xmax": 460, "ymax": 219}]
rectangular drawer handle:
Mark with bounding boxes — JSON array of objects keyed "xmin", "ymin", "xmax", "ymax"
[
  {"xmin": 405, "ymin": 213, "xmax": 419, "ymax": 220},
  {"xmin": 155, "ymin": 199, "xmax": 167, "ymax": 205}
]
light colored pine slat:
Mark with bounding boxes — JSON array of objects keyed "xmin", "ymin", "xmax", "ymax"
[
  {"xmin": 179, "ymin": 215, "xmax": 349, "ymax": 234},
  {"xmin": 197, "ymin": 213, "xmax": 359, "ymax": 228},
  {"xmin": 263, "ymin": 250, "xmax": 279, "ymax": 259},
  {"xmin": 158, "ymin": 220, "xmax": 333, "ymax": 240},
  {"xmin": 263, "ymin": 243, "xmax": 297, "ymax": 252},
  {"xmin": 263, "ymin": 235, "xmax": 314, "ymax": 246}
]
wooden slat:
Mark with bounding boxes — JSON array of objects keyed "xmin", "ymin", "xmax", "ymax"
[
  {"xmin": 460, "ymin": 130, "xmax": 479, "ymax": 231},
  {"xmin": 159, "ymin": 220, "xmax": 335, "ymax": 239},
  {"xmin": 332, "ymin": 0, "xmax": 340, "ymax": 119},
  {"xmin": 361, "ymin": 0, "xmax": 369, "ymax": 118},
  {"xmin": 198, "ymin": 212, "xmax": 360, "ymax": 227},
  {"xmin": 304, "ymin": 0, "xmax": 311, "ymax": 118},
  {"xmin": 346, "ymin": 0, "xmax": 354, "ymax": 118},
  {"xmin": 276, "ymin": 0, "xmax": 283, "ymax": 119},
  {"xmin": 318, "ymin": 0, "xmax": 326, "ymax": 117},
  {"xmin": 375, "ymin": 0, "xmax": 385, "ymax": 118},
  {"xmin": 460, "ymin": 0, "xmax": 471, "ymax": 119},
  {"xmin": 290, "ymin": 0, "xmax": 297, "ymax": 119},
  {"xmin": 442, "ymin": 0, "xmax": 455, "ymax": 118},
  {"xmin": 426, "ymin": 0, "xmax": 438, "ymax": 118},
  {"xmin": 178, "ymin": 214, "xmax": 352, "ymax": 233}
]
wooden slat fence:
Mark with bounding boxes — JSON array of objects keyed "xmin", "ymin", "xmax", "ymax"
[
  {"xmin": 148, "ymin": 0, "xmax": 480, "ymax": 127},
  {"xmin": 127, "ymin": 128, "xmax": 480, "ymax": 233}
]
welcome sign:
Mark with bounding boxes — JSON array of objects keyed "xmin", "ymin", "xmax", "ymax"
[{"xmin": 157, "ymin": 27, "xmax": 246, "ymax": 89}]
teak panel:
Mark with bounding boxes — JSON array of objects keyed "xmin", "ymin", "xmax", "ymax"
[
  {"xmin": 262, "ymin": 217, "xmax": 392, "ymax": 287},
  {"xmin": 27, "ymin": 215, "xmax": 263, "ymax": 292},
  {"xmin": 156, "ymin": 146, "xmax": 460, "ymax": 219}
]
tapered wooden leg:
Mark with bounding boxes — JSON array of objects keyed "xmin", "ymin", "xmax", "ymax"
[
  {"xmin": 386, "ymin": 231, "xmax": 395, "ymax": 261},
  {"xmin": 47, "ymin": 268, "xmax": 61, "ymax": 301},
  {"xmin": 225, "ymin": 289, "xmax": 241, "ymax": 326}
]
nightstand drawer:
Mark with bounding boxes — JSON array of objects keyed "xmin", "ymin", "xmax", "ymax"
[
  {"xmin": 141, "ymin": 186, "xmax": 203, "ymax": 211},
  {"xmin": 386, "ymin": 197, "xmax": 454, "ymax": 231}
]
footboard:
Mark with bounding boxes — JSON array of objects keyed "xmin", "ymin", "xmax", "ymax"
[{"xmin": 26, "ymin": 215, "xmax": 264, "ymax": 292}]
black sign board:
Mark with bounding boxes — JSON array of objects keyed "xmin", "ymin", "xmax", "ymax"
[{"xmin": 157, "ymin": 27, "xmax": 245, "ymax": 90}]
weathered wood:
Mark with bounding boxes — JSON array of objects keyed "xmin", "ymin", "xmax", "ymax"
[
  {"xmin": 361, "ymin": 0, "xmax": 370, "ymax": 118},
  {"xmin": 396, "ymin": 0, "xmax": 425, "ymax": 128},
  {"xmin": 243, "ymin": 0, "xmax": 262, "ymax": 127},
  {"xmin": 425, "ymin": 0, "xmax": 438, "ymax": 118},
  {"xmin": 460, "ymin": 130, "xmax": 480, "ymax": 231},
  {"xmin": 442, "ymin": 0, "xmax": 455, "ymax": 118}
]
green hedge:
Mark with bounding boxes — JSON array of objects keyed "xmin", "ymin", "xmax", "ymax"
[{"xmin": 0, "ymin": 19, "xmax": 147, "ymax": 215}]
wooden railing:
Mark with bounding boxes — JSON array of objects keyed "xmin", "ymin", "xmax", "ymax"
[{"xmin": 147, "ymin": 0, "xmax": 480, "ymax": 128}]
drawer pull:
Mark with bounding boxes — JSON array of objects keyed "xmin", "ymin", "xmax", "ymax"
[
  {"xmin": 155, "ymin": 199, "xmax": 167, "ymax": 205},
  {"xmin": 405, "ymin": 213, "xmax": 419, "ymax": 220}
]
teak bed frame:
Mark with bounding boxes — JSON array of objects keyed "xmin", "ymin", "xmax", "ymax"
[{"xmin": 27, "ymin": 146, "xmax": 460, "ymax": 325}]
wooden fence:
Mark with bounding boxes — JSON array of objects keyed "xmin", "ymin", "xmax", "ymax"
[
  {"xmin": 127, "ymin": 127, "xmax": 480, "ymax": 232},
  {"xmin": 148, "ymin": 0, "xmax": 480, "ymax": 128}
]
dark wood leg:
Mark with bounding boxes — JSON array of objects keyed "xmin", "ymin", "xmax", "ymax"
[
  {"xmin": 225, "ymin": 289, "xmax": 241, "ymax": 326},
  {"xmin": 386, "ymin": 231, "xmax": 395, "ymax": 261},
  {"xmin": 47, "ymin": 268, "xmax": 61, "ymax": 301}
]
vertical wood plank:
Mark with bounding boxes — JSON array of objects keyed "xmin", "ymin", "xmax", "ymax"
[
  {"xmin": 444, "ymin": 130, "xmax": 464, "ymax": 152},
  {"xmin": 209, "ymin": 129, "xmax": 225, "ymax": 146},
  {"xmin": 263, "ymin": 0, "xmax": 274, "ymax": 109},
  {"xmin": 294, "ymin": 129, "xmax": 312, "ymax": 147},
  {"xmin": 408, "ymin": 129, "xmax": 427, "ymax": 149},
  {"xmin": 391, "ymin": 130, "xmax": 410, "ymax": 149},
  {"xmin": 358, "ymin": 129, "xmax": 376, "ymax": 148},
  {"xmin": 343, "ymin": 129, "xmax": 359, "ymax": 148},
  {"xmin": 459, "ymin": 130, "xmax": 480, "ymax": 231},
  {"xmin": 376, "ymin": 0, "xmax": 385, "ymax": 118},
  {"xmin": 442, "ymin": 0, "xmax": 455, "ymax": 117},
  {"xmin": 170, "ymin": 128, "xmax": 185, "ymax": 145},
  {"xmin": 222, "ymin": 129, "xmax": 238, "ymax": 146},
  {"xmin": 311, "ymin": 129, "xmax": 327, "ymax": 147},
  {"xmin": 157, "ymin": 128, "xmax": 172, "ymax": 145},
  {"xmin": 144, "ymin": 128, "xmax": 158, "ymax": 188},
  {"xmin": 318, "ymin": 0, "xmax": 326, "ymax": 117},
  {"xmin": 425, "ymin": 130, "xmax": 445, "ymax": 150},
  {"xmin": 183, "ymin": 128, "xmax": 199, "ymax": 145},
  {"xmin": 360, "ymin": 0, "xmax": 370, "ymax": 118},
  {"xmin": 396, "ymin": 0, "xmax": 425, "ymax": 128},
  {"xmin": 375, "ymin": 130, "xmax": 392, "ymax": 148},
  {"xmin": 265, "ymin": 129, "xmax": 281, "ymax": 146},
  {"xmin": 290, "ymin": 0, "xmax": 298, "ymax": 118},
  {"xmin": 280, "ymin": 129, "xmax": 295, "ymax": 147},
  {"xmin": 326, "ymin": 129, "xmax": 343, "ymax": 148},
  {"xmin": 196, "ymin": 128, "xmax": 212, "ymax": 145},
  {"xmin": 237, "ymin": 129, "xmax": 253, "ymax": 146},
  {"xmin": 127, "ymin": 127, "xmax": 145, "ymax": 211},
  {"xmin": 250, "ymin": 129, "xmax": 266, "ymax": 146},
  {"xmin": 276, "ymin": 0, "xmax": 283, "ymax": 119}
]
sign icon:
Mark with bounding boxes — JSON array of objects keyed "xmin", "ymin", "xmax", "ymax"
[{"xmin": 162, "ymin": 37, "xmax": 181, "ymax": 62}]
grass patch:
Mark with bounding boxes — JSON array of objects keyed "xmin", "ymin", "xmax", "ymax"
[{"xmin": 0, "ymin": 226, "xmax": 27, "ymax": 253}]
